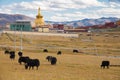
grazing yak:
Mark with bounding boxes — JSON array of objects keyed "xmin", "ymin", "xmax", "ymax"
[
  {"xmin": 43, "ymin": 49, "xmax": 48, "ymax": 52},
  {"xmin": 25, "ymin": 59, "xmax": 40, "ymax": 70},
  {"xmin": 73, "ymin": 49, "xmax": 79, "ymax": 53},
  {"xmin": 18, "ymin": 56, "xmax": 30, "ymax": 65},
  {"xmin": 9, "ymin": 51, "xmax": 15, "ymax": 60},
  {"xmin": 46, "ymin": 56, "xmax": 57, "ymax": 65},
  {"xmin": 57, "ymin": 51, "xmax": 62, "ymax": 55},
  {"xmin": 4, "ymin": 50, "xmax": 9, "ymax": 54},
  {"xmin": 51, "ymin": 57, "xmax": 57, "ymax": 65},
  {"xmin": 46, "ymin": 56, "xmax": 53, "ymax": 62},
  {"xmin": 101, "ymin": 61, "xmax": 110, "ymax": 69},
  {"xmin": 18, "ymin": 51, "xmax": 23, "ymax": 57}
]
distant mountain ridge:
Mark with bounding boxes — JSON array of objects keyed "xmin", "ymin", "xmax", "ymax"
[
  {"xmin": 0, "ymin": 13, "xmax": 34, "ymax": 26},
  {"xmin": 46, "ymin": 17, "xmax": 119, "ymax": 27},
  {"xmin": 0, "ymin": 13, "xmax": 119, "ymax": 27}
]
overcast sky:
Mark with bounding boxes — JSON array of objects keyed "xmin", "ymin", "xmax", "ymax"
[{"xmin": 0, "ymin": 0, "xmax": 120, "ymax": 21}]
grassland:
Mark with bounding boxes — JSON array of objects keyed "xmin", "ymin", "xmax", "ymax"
[{"xmin": 0, "ymin": 32, "xmax": 120, "ymax": 80}]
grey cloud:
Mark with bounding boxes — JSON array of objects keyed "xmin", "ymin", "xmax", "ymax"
[{"xmin": 109, "ymin": 0, "xmax": 120, "ymax": 3}]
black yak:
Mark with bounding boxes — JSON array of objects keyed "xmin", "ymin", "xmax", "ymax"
[
  {"xmin": 18, "ymin": 56, "xmax": 30, "ymax": 65},
  {"xmin": 18, "ymin": 51, "xmax": 23, "ymax": 57},
  {"xmin": 73, "ymin": 49, "xmax": 79, "ymax": 53},
  {"xmin": 46, "ymin": 56, "xmax": 57, "ymax": 65},
  {"xmin": 4, "ymin": 50, "xmax": 9, "ymax": 54},
  {"xmin": 46, "ymin": 56, "xmax": 52, "ymax": 62},
  {"xmin": 101, "ymin": 61, "xmax": 110, "ymax": 69},
  {"xmin": 25, "ymin": 59, "xmax": 40, "ymax": 70},
  {"xmin": 9, "ymin": 51, "xmax": 15, "ymax": 60},
  {"xmin": 50, "ymin": 57, "xmax": 57, "ymax": 65},
  {"xmin": 43, "ymin": 49, "xmax": 48, "ymax": 52},
  {"xmin": 57, "ymin": 51, "xmax": 62, "ymax": 55}
]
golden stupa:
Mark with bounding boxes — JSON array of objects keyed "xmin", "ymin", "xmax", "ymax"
[{"xmin": 34, "ymin": 7, "xmax": 45, "ymax": 26}]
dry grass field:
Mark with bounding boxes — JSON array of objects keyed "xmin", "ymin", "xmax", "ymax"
[{"xmin": 0, "ymin": 32, "xmax": 120, "ymax": 80}]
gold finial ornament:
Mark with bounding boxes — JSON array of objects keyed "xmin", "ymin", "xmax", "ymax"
[
  {"xmin": 38, "ymin": 7, "xmax": 41, "ymax": 16},
  {"xmin": 34, "ymin": 7, "xmax": 45, "ymax": 26}
]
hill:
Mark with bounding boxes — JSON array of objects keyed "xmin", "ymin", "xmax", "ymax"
[
  {"xmin": 0, "ymin": 13, "xmax": 119, "ymax": 27},
  {"xmin": 0, "ymin": 13, "xmax": 34, "ymax": 27},
  {"xmin": 46, "ymin": 17, "xmax": 119, "ymax": 27}
]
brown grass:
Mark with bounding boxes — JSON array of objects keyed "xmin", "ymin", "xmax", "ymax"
[{"xmin": 0, "ymin": 32, "xmax": 120, "ymax": 80}]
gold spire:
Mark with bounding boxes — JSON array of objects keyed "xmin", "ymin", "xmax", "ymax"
[
  {"xmin": 36, "ymin": 7, "xmax": 43, "ymax": 18},
  {"xmin": 38, "ymin": 7, "xmax": 41, "ymax": 16},
  {"xmin": 34, "ymin": 7, "xmax": 45, "ymax": 26}
]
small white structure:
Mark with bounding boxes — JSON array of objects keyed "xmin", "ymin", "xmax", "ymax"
[{"xmin": 37, "ymin": 27, "xmax": 49, "ymax": 32}]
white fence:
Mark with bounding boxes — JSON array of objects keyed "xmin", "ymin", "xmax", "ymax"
[{"xmin": 2, "ymin": 31, "xmax": 79, "ymax": 38}]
